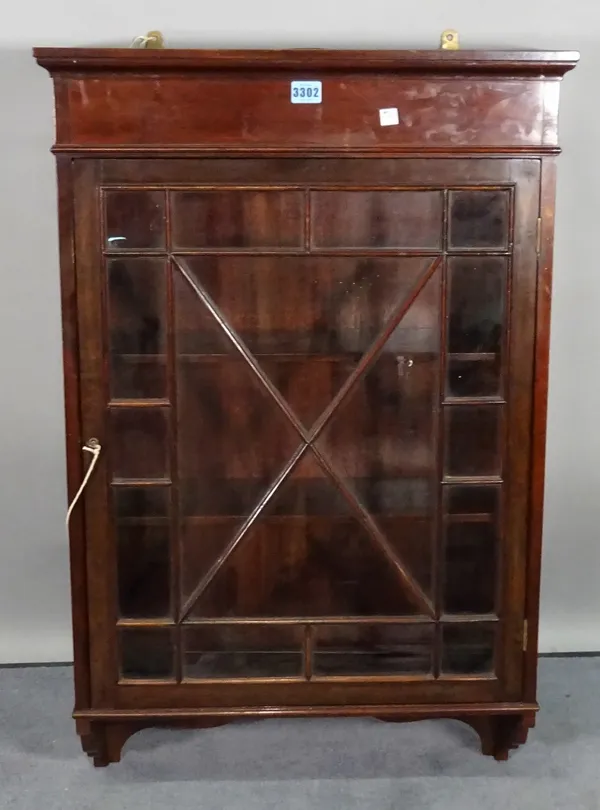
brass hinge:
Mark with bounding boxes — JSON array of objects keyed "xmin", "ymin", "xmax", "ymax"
[
  {"xmin": 440, "ymin": 30, "xmax": 460, "ymax": 50},
  {"xmin": 522, "ymin": 619, "xmax": 529, "ymax": 652},
  {"xmin": 536, "ymin": 217, "xmax": 542, "ymax": 255},
  {"xmin": 130, "ymin": 30, "xmax": 165, "ymax": 49}
]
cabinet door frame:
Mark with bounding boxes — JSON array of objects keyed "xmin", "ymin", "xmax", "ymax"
[{"xmin": 68, "ymin": 156, "xmax": 541, "ymax": 709}]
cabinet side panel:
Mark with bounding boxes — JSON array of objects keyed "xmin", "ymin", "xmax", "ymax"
[
  {"xmin": 525, "ymin": 157, "xmax": 557, "ymax": 701},
  {"xmin": 57, "ymin": 156, "xmax": 89, "ymax": 708},
  {"xmin": 501, "ymin": 160, "xmax": 541, "ymax": 698},
  {"xmin": 73, "ymin": 160, "xmax": 116, "ymax": 707}
]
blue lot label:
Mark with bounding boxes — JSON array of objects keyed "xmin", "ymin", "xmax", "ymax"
[{"xmin": 290, "ymin": 80, "xmax": 322, "ymax": 104}]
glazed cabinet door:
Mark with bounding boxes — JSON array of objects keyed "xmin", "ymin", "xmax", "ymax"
[{"xmin": 72, "ymin": 157, "xmax": 540, "ymax": 709}]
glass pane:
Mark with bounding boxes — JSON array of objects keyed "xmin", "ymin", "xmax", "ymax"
[
  {"xmin": 448, "ymin": 190, "xmax": 510, "ymax": 249},
  {"xmin": 311, "ymin": 190, "xmax": 443, "ymax": 248},
  {"xmin": 110, "ymin": 356, "xmax": 167, "ymax": 401},
  {"xmin": 311, "ymin": 268, "xmax": 441, "ymax": 602},
  {"xmin": 185, "ymin": 450, "xmax": 424, "ymax": 618},
  {"xmin": 446, "ymin": 256, "xmax": 507, "ymax": 398},
  {"xmin": 171, "ymin": 190, "xmax": 304, "ymax": 248},
  {"xmin": 378, "ymin": 517, "xmax": 433, "ymax": 598},
  {"xmin": 444, "ymin": 485, "xmax": 499, "ymax": 615},
  {"xmin": 313, "ymin": 623, "xmax": 434, "ymax": 676},
  {"xmin": 446, "ymin": 484, "xmax": 499, "ymax": 515},
  {"xmin": 177, "ymin": 352, "xmax": 301, "ymax": 512},
  {"xmin": 442, "ymin": 622, "xmax": 496, "ymax": 675},
  {"xmin": 181, "ymin": 255, "xmax": 434, "ymax": 428},
  {"xmin": 119, "ymin": 628, "xmax": 175, "ymax": 680},
  {"xmin": 445, "ymin": 405, "xmax": 502, "ymax": 477},
  {"xmin": 114, "ymin": 486, "xmax": 170, "ymax": 618},
  {"xmin": 177, "ymin": 352, "xmax": 300, "ymax": 509},
  {"xmin": 113, "ymin": 486, "xmax": 170, "ymax": 516},
  {"xmin": 447, "ymin": 257, "xmax": 506, "ymax": 354},
  {"xmin": 444, "ymin": 523, "xmax": 497, "ymax": 614},
  {"xmin": 105, "ymin": 190, "xmax": 166, "ymax": 250},
  {"xmin": 175, "ymin": 262, "xmax": 303, "ymax": 604},
  {"xmin": 447, "ymin": 357, "xmax": 501, "ymax": 398},
  {"xmin": 110, "ymin": 408, "xmax": 169, "ymax": 480},
  {"xmin": 107, "ymin": 258, "xmax": 167, "ymax": 399},
  {"xmin": 183, "ymin": 625, "xmax": 303, "ymax": 679},
  {"xmin": 315, "ymin": 268, "xmax": 440, "ymax": 504}
]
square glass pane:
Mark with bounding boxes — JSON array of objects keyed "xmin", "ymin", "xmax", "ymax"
[
  {"xmin": 105, "ymin": 190, "xmax": 166, "ymax": 250},
  {"xmin": 183, "ymin": 625, "xmax": 303, "ymax": 679},
  {"xmin": 313, "ymin": 623, "xmax": 434, "ymax": 676},
  {"xmin": 110, "ymin": 408, "xmax": 169, "ymax": 480},
  {"xmin": 119, "ymin": 628, "xmax": 175, "ymax": 680},
  {"xmin": 442, "ymin": 622, "xmax": 496, "ymax": 675},
  {"xmin": 171, "ymin": 190, "xmax": 304, "ymax": 248},
  {"xmin": 449, "ymin": 190, "xmax": 510, "ymax": 249},
  {"xmin": 445, "ymin": 405, "xmax": 502, "ymax": 477},
  {"xmin": 107, "ymin": 258, "xmax": 167, "ymax": 399},
  {"xmin": 114, "ymin": 486, "xmax": 171, "ymax": 618},
  {"xmin": 311, "ymin": 190, "xmax": 443, "ymax": 248}
]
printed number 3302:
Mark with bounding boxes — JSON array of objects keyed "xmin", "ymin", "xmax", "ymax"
[
  {"xmin": 290, "ymin": 81, "xmax": 322, "ymax": 104},
  {"xmin": 293, "ymin": 86, "xmax": 318, "ymax": 99}
]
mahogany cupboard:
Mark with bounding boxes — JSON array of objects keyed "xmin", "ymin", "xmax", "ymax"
[{"xmin": 34, "ymin": 46, "xmax": 578, "ymax": 765}]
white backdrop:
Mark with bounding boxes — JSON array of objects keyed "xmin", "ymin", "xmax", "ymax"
[{"xmin": 0, "ymin": 1, "xmax": 597, "ymax": 662}]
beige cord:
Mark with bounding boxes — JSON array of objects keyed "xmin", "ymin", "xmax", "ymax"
[{"xmin": 66, "ymin": 441, "xmax": 102, "ymax": 528}]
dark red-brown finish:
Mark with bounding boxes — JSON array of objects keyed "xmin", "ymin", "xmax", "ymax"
[{"xmin": 35, "ymin": 46, "xmax": 578, "ymax": 765}]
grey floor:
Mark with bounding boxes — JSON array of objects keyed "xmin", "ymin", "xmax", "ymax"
[{"xmin": 0, "ymin": 658, "xmax": 599, "ymax": 809}]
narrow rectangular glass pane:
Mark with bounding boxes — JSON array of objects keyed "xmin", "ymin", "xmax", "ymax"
[
  {"xmin": 448, "ymin": 190, "xmax": 510, "ymax": 249},
  {"xmin": 444, "ymin": 485, "xmax": 499, "ymax": 615},
  {"xmin": 171, "ymin": 190, "xmax": 304, "ymax": 248},
  {"xmin": 114, "ymin": 486, "xmax": 171, "ymax": 618},
  {"xmin": 174, "ymin": 261, "xmax": 303, "ymax": 614},
  {"xmin": 119, "ymin": 628, "xmax": 175, "ymax": 680},
  {"xmin": 110, "ymin": 408, "xmax": 169, "ymax": 480},
  {"xmin": 307, "ymin": 267, "xmax": 440, "ymax": 606},
  {"xmin": 105, "ymin": 190, "xmax": 166, "ymax": 250},
  {"xmin": 311, "ymin": 190, "xmax": 443, "ymax": 248},
  {"xmin": 183, "ymin": 625, "xmax": 303, "ymax": 679},
  {"xmin": 315, "ymin": 266, "xmax": 440, "ymax": 509},
  {"xmin": 446, "ymin": 256, "xmax": 507, "ymax": 398},
  {"xmin": 313, "ymin": 624, "xmax": 434, "ymax": 676},
  {"xmin": 441, "ymin": 623, "xmax": 496, "ymax": 675},
  {"xmin": 445, "ymin": 405, "xmax": 502, "ymax": 477},
  {"xmin": 444, "ymin": 523, "xmax": 497, "ymax": 614},
  {"xmin": 107, "ymin": 258, "xmax": 167, "ymax": 399}
]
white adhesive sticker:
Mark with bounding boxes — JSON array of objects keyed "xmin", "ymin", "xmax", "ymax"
[
  {"xmin": 291, "ymin": 81, "xmax": 322, "ymax": 104},
  {"xmin": 379, "ymin": 107, "xmax": 400, "ymax": 127}
]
